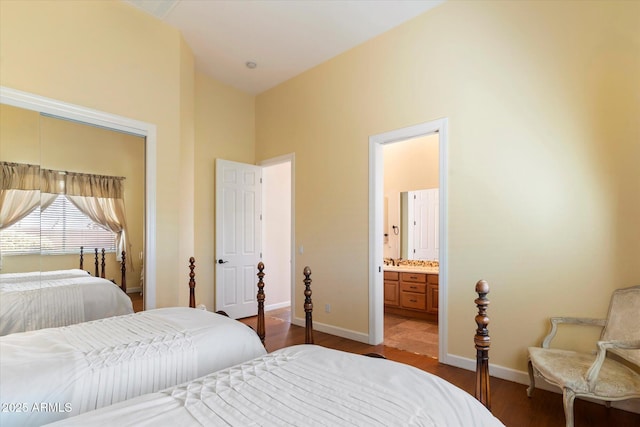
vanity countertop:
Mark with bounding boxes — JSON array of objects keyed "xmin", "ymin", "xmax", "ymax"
[{"xmin": 384, "ymin": 265, "xmax": 439, "ymax": 275}]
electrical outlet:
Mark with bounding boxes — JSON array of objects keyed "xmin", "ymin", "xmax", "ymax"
[{"xmin": 325, "ymin": 304, "xmax": 331, "ymax": 313}]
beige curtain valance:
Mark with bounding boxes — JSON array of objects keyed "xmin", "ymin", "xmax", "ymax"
[
  {"xmin": 1, "ymin": 162, "xmax": 125, "ymax": 197},
  {"xmin": 1, "ymin": 162, "xmax": 130, "ymax": 267},
  {"xmin": 1, "ymin": 162, "xmax": 40, "ymax": 190},
  {"xmin": 41, "ymin": 169, "xmax": 124, "ymax": 198}
]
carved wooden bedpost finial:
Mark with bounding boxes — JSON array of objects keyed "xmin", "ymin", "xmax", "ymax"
[
  {"xmin": 94, "ymin": 248, "xmax": 99, "ymax": 277},
  {"xmin": 256, "ymin": 262, "xmax": 266, "ymax": 345},
  {"xmin": 80, "ymin": 246, "xmax": 84, "ymax": 270},
  {"xmin": 120, "ymin": 250, "xmax": 127, "ymax": 293},
  {"xmin": 303, "ymin": 266, "xmax": 314, "ymax": 344},
  {"xmin": 474, "ymin": 279, "xmax": 491, "ymax": 411},
  {"xmin": 188, "ymin": 257, "xmax": 196, "ymax": 308},
  {"xmin": 101, "ymin": 248, "xmax": 106, "ymax": 278}
]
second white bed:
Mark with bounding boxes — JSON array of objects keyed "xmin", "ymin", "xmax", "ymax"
[
  {"xmin": 0, "ymin": 269, "xmax": 134, "ymax": 335},
  {"xmin": 0, "ymin": 307, "xmax": 266, "ymax": 426},
  {"xmin": 46, "ymin": 344, "xmax": 504, "ymax": 427}
]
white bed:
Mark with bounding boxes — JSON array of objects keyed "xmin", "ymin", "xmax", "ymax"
[
  {"xmin": 0, "ymin": 268, "xmax": 134, "ymax": 335},
  {"xmin": 0, "ymin": 307, "xmax": 267, "ymax": 426},
  {"xmin": 45, "ymin": 344, "xmax": 504, "ymax": 427}
]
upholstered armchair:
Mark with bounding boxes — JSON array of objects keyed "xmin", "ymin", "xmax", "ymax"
[{"xmin": 527, "ymin": 285, "xmax": 640, "ymax": 427}]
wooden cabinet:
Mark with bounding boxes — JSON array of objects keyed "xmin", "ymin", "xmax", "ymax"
[
  {"xmin": 384, "ymin": 271, "xmax": 400, "ymax": 307},
  {"xmin": 400, "ymin": 272, "xmax": 426, "ymax": 311},
  {"xmin": 426, "ymin": 274, "xmax": 439, "ymax": 314},
  {"xmin": 384, "ymin": 270, "xmax": 438, "ymax": 321}
]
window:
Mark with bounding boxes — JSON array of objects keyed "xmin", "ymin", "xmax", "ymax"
[{"xmin": 0, "ymin": 195, "xmax": 116, "ymax": 255}]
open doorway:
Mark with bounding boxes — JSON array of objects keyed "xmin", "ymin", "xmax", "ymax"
[
  {"xmin": 369, "ymin": 118, "xmax": 448, "ymax": 362},
  {"xmin": 213, "ymin": 155, "xmax": 292, "ymax": 320},
  {"xmin": 261, "ymin": 155, "xmax": 293, "ymax": 315},
  {"xmin": 382, "ymin": 135, "xmax": 439, "ymax": 357}
]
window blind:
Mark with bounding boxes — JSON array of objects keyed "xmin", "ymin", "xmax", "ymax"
[{"xmin": 1, "ymin": 195, "xmax": 116, "ymax": 255}]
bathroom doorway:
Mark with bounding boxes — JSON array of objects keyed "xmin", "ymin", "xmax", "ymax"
[
  {"xmin": 368, "ymin": 118, "xmax": 448, "ymax": 361},
  {"xmin": 382, "ymin": 134, "xmax": 440, "ymax": 357}
]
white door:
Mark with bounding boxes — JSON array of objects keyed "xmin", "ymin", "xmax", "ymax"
[
  {"xmin": 408, "ymin": 188, "xmax": 439, "ymax": 260},
  {"xmin": 215, "ymin": 159, "xmax": 262, "ymax": 319}
]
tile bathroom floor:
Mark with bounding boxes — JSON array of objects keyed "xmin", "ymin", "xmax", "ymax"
[{"xmin": 383, "ymin": 312, "xmax": 439, "ymax": 358}]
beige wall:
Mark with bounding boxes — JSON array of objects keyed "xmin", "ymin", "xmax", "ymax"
[
  {"xmin": 193, "ymin": 72, "xmax": 256, "ymax": 310},
  {"xmin": 0, "ymin": 0, "xmax": 256, "ymax": 311},
  {"xmin": 255, "ymin": 0, "xmax": 640, "ymax": 372},
  {"xmin": 0, "ymin": 104, "xmax": 39, "ymax": 163},
  {"xmin": 0, "ymin": 0, "xmax": 194, "ymax": 307},
  {"xmin": 2, "ymin": 0, "xmax": 638, "ymax": 377},
  {"xmin": 178, "ymin": 35, "xmax": 196, "ymax": 307}
]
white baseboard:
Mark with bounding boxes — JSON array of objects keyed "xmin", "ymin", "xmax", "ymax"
[
  {"xmin": 126, "ymin": 287, "xmax": 142, "ymax": 294},
  {"xmin": 291, "ymin": 316, "xmax": 369, "ymax": 343},
  {"xmin": 265, "ymin": 301, "xmax": 290, "ymax": 311},
  {"xmin": 441, "ymin": 353, "xmax": 640, "ymax": 414}
]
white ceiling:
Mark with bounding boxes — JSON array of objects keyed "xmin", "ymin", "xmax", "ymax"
[{"xmin": 123, "ymin": 0, "xmax": 445, "ymax": 94}]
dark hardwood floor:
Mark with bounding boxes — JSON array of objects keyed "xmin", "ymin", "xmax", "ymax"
[
  {"xmin": 128, "ymin": 291, "xmax": 143, "ymax": 312},
  {"xmin": 240, "ymin": 308, "xmax": 640, "ymax": 427}
]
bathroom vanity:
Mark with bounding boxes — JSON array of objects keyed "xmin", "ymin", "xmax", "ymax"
[{"xmin": 384, "ymin": 266, "xmax": 438, "ymax": 321}]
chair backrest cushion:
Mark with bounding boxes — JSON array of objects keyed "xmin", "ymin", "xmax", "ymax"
[{"xmin": 602, "ymin": 285, "xmax": 640, "ymax": 366}]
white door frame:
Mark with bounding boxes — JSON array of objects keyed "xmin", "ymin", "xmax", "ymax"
[
  {"xmin": 369, "ymin": 118, "xmax": 448, "ymax": 361},
  {"xmin": 259, "ymin": 153, "xmax": 295, "ymax": 312}
]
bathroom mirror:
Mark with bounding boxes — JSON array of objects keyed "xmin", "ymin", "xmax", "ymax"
[{"xmin": 382, "ymin": 133, "xmax": 439, "ymax": 262}]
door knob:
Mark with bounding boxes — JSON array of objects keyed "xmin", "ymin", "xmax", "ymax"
[{"xmin": 218, "ymin": 259, "xmax": 228, "ymax": 264}]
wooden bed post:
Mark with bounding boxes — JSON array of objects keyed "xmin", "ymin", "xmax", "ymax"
[
  {"xmin": 474, "ymin": 279, "xmax": 492, "ymax": 411},
  {"xmin": 256, "ymin": 262, "xmax": 266, "ymax": 345},
  {"xmin": 303, "ymin": 266, "xmax": 314, "ymax": 344},
  {"xmin": 188, "ymin": 257, "xmax": 196, "ymax": 308},
  {"xmin": 101, "ymin": 249, "xmax": 106, "ymax": 278},
  {"xmin": 120, "ymin": 250, "xmax": 127, "ymax": 293},
  {"xmin": 94, "ymin": 248, "xmax": 99, "ymax": 277},
  {"xmin": 79, "ymin": 246, "xmax": 84, "ymax": 270}
]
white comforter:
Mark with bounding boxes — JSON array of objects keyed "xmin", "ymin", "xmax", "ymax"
[
  {"xmin": 0, "ymin": 269, "xmax": 134, "ymax": 335},
  {"xmin": 46, "ymin": 345, "xmax": 505, "ymax": 427},
  {"xmin": 0, "ymin": 307, "xmax": 267, "ymax": 426}
]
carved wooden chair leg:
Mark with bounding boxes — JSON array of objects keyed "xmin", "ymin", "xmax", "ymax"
[
  {"xmin": 562, "ymin": 388, "xmax": 576, "ymax": 427},
  {"xmin": 526, "ymin": 359, "xmax": 536, "ymax": 397}
]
